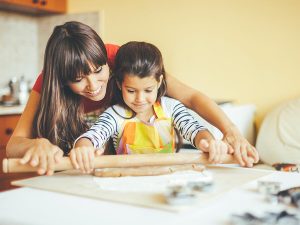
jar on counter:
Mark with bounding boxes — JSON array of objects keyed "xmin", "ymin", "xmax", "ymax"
[
  {"xmin": 8, "ymin": 76, "xmax": 29, "ymax": 105},
  {"xmin": 18, "ymin": 76, "xmax": 29, "ymax": 105}
]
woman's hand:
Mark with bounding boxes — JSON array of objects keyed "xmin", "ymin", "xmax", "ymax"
[
  {"xmin": 223, "ymin": 126, "xmax": 259, "ymax": 167},
  {"xmin": 19, "ymin": 138, "xmax": 64, "ymax": 176},
  {"xmin": 198, "ymin": 139, "xmax": 228, "ymax": 164},
  {"xmin": 69, "ymin": 146, "xmax": 104, "ymax": 173}
]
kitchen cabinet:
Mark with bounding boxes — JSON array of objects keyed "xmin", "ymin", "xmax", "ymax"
[
  {"xmin": 0, "ymin": 114, "xmax": 20, "ymax": 150},
  {"xmin": 0, "ymin": 114, "xmax": 38, "ymax": 192},
  {"xmin": 0, "ymin": 0, "xmax": 67, "ymax": 15}
]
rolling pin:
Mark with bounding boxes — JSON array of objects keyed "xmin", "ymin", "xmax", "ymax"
[
  {"xmin": 2, "ymin": 152, "xmax": 235, "ymax": 173},
  {"xmin": 94, "ymin": 164, "xmax": 205, "ymax": 177}
]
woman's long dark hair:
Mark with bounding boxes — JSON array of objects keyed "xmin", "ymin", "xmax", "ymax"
[
  {"xmin": 111, "ymin": 41, "xmax": 182, "ymax": 152},
  {"xmin": 33, "ymin": 21, "xmax": 107, "ymax": 154}
]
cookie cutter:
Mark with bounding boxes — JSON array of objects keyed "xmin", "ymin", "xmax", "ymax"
[
  {"xmin": 165, "ymin": 185, "xmax": 196, "ymax": 205},
  {"xmin": 187, "ymin": 180, "xmax": 214, "ymax": 192},
  {"xmin": 257, "ymin": 181, "xmax": 281, "ymax": 204},
  {"xmin": 277, "ymin": 186, "xmax": 300, "ymax": 208},
  {"xmin": 257, "ymin": 181, "xmax": 281, "ymax": 195}
]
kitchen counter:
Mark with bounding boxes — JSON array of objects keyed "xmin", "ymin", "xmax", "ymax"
[{"xmin": 0, "ymin": 104, "xmax": 25, "ymax": 116}]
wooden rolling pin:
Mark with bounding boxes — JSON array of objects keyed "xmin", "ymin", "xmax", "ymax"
[
  {"xmin": 94, "ymin": 164, "xmax": 205, "ymax": 177},
  {"xmin": 2, "ymin": 152, "xmax": 235, "ymax": 173}
]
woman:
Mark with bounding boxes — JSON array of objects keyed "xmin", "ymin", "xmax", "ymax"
[{"xmin": 6, "ymin": 21, "xmax": 258, "ymax": 175}]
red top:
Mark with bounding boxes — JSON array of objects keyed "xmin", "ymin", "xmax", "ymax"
[{"xmin": 32, "ymin": 44, "xmax": 120, "ymax": 113}]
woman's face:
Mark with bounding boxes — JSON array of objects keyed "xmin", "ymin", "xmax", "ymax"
[{"xmin": 68, "ymin": 64, "xmax": 110, "ymax": 101}]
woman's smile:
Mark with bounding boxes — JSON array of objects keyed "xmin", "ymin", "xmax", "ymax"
[
  {"xmin": 68, "ymin": 64, "xmax": 110, "ymax": 101},
  {"xmin": 85, "ymin": 86, "xmax": 102, "ymax": 97}
]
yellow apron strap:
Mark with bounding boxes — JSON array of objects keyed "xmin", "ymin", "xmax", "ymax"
[{"xmin": 153, "ymin": 101, "xmax": 166, "ymax": 119}]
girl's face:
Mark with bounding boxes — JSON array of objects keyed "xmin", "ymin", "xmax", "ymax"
[
  {"xmin": 120, "ymin": 74, "xmax": 162, "ymax": 114},
  {"xmin": 68, "ymin": 64, "xmax": 110, "ymax": 101}
]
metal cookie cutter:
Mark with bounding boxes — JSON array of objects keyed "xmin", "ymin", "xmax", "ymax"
[
  {"xmin": 277, "ymin": 186, "xmax": 300, "ymax": 208},
  {"xmin": 187, "ymin": 180, "xmax": 214, "ymax": 192},
  {"xmin": 165, "ymin": 185, "xmax": 196, "ymax": 205},
  {"xmin": 257, "ymin": 181, "xmax": 281, "ymax": 194},
  {"xmin": 257, "ymin": 181, "xmax": 281, "ymax": 204},
  {"xmin": 231, "ymin": 210, "xmax": 300, "ymax": 225}
]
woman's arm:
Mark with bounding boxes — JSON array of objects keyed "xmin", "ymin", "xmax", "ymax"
[
  {"xmin": 165, "ymin": 73, "xmax": 259, "ymax": 167},
  {"xmin": 6, "ymin": 90, "xmax": 63, "ymax": 175},
  {"xmin": 165, "ymin": 74, "xmax": 232, "ymax": 133},
  {"xmin": 6, "ymin": 90, "xmax": 42, "ymax": 157}
]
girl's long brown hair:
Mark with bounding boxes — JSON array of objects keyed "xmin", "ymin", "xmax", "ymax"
[{"xmin": 33, "ymin": 21, "xmax": 107, "ymax": 154}]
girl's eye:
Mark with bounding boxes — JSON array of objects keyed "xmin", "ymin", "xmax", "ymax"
[
  {"xmin": 145, "ymin": 89, "xmax": 153, "ymax": 93},
  {"xmin": 95, "ymin": 66, "xmax": 103, "ymax": 74},
  {"xmin": 127, "ymin": 90, "xmax": 135, "ymax": 93}
]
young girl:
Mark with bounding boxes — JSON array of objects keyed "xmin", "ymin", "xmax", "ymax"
[
  {"xmin": 7, "ymin": 21, "xmax": 258, "ymax": 176},
  {"xmin": 71, "ymin": 42, "xmax": 228, "ymax": 173}
]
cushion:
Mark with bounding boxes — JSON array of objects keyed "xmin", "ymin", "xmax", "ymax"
[{"xmin": 256, "ymin": 97, "xmax": 300, "ymax": 165}]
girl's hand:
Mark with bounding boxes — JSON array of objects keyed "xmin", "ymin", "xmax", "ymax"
[
  {"xmin": 198, "ymin": 139, "xmax": 228, "ymax": 164},
  {"xmin": 19, "ymin": 138, "xmax": 64, "ymax": 176},
  {"xmin": 69, "ymin": 147, "xmax": 104, "ymax": 173},
  {"xmin": 223, "ymin": 126, "xmax": 259, "ymax": 167}
]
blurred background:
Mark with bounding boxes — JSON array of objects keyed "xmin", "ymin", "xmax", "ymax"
[{"xmin": 0, "ymin": 0, "xmax": 299, "ymax": 127}]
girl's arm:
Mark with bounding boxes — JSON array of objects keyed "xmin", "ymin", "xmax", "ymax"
[
  {"xmin": 168, "ymin": 98, "xmax": 206, "ymax": 147},
  {"xmin": 70, "ymin": 137, "xmax": 104, "ymax": 173},
  {"xmin": 6, "ymin": 90, "xmax": 64, "ymax": 175},
  {"xmin": 165, "ymin": 73, "xmax": 259, "ymax": 167},
  {"xmin": 168, "ymin": 97, "xmax": 229, "ymax": 164},
  {"xmin": 73, "ymin": 108, "xmax": 118, "ymax": 149},
  {"xmin": 70, "ymin": 108, "xmax": 117, "ymax": 173}
]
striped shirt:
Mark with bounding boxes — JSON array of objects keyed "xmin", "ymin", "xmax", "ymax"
[{"xmin": 75, "ymin": 97, "xmax": 207, "ymax": 150}]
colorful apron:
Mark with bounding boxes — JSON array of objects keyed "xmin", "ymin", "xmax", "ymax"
[{"xmin": 116, "ymin": 101, "xmax": 175, "ymax": 154}]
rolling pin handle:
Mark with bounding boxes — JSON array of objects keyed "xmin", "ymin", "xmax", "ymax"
[{"xmin": 2, "ymin": 158, "xmax": 8, "ymax": 173}]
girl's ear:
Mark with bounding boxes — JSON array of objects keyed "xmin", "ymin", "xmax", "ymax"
[{"xmin": 158, "ymin": 75, "xmax": 163, "ymax": 88}]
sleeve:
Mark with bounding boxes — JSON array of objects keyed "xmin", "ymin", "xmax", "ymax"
[
  {"xmin": 32, "ymin": 72, "xmax": 43, "ymax": 93},
  {"xmin": 164, "ymin": 97, "xmax": 207, "ymax": 147},
  {"xmin": 74, "ymin": 107, "xmax": 119, "ymax": 149},
  {"xmin": 105, "ymin": 44, "xmax": 120, "ymax": 69}
]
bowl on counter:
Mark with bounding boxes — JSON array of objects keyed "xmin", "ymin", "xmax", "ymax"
[{"xmin": 1, "ymin": 94, "xmax": 19, "ymax": 106}]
